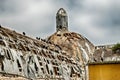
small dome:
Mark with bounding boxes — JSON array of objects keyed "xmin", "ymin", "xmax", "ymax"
[
  {"xmin": 50, "ymin": 8, "xmax": 95, "ymax": 64},
  {"xmin": 48, "ymin": 31, "xmax": 95, "ymax": 63}
]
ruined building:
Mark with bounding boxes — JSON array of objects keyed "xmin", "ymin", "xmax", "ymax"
[{"xmin": 0, "ymin": 8, "xmax": 120, "ymax": 80}]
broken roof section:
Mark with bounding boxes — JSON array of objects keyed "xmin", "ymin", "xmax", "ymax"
[{"xmin": 0, "ymin": 26, "xmax": 83, "ymax": 80}]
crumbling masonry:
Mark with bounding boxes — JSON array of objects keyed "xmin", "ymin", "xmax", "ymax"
[
  {"xmin": 0, "ymin": 8, "xmax": 93, "ymax": 80},
  {"xmin": 0, "ymin": 8, "xmax": 119, "ymax": 80}
]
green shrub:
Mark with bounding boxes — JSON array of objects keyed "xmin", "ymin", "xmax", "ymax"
[{"xmin": 112, "ymin": 43, "xmax": 120, "ymax": 53}]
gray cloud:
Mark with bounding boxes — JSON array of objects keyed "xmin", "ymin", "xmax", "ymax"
[{"xmin": 0, "ymin": 0, "xmax": 120, "ymax": 45}]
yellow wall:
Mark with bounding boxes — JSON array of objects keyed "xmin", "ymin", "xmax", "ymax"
[{"xmin": 89, "ymin": 64, "xmax": 120, "ymax": 80}]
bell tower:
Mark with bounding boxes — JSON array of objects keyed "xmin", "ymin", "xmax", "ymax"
[{"xmin": 56, "ymin": 8, "xmax": 68, "ymax": 32}]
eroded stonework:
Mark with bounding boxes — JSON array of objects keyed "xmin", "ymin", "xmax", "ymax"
[
  {"xmin": 0, "ymin": 27, "xmax": 83, "ymax": 80},
  {"xmin": 0, "ymin": 8, "xmax": 119, "ymax": 80}
]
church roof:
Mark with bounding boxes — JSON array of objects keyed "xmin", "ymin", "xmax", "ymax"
[{"xmin": 0, "ymin": 26, "xmax": 83, "ymax": 79}]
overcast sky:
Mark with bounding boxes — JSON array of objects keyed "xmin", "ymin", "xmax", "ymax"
[{"xmin": 0, "ymin": 0, "xmax": 120, "ymax": 45}]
